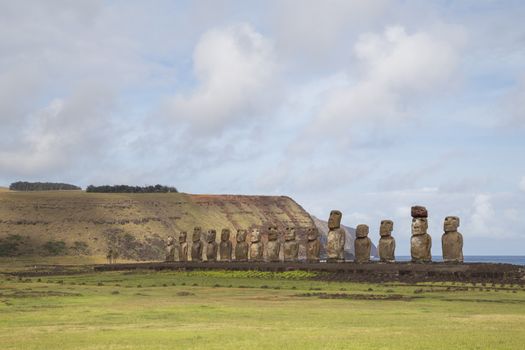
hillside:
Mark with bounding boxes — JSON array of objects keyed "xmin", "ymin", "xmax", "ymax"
[
  {"xmin": 0, "ymin": 190, "xmax": 314, "ymax": 260},
  {"xmin": 311, "ymin": 215, "xmax": 378, "ymax": 259}
]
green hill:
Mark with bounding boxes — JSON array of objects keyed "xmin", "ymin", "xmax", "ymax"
[{"xmin": 0, "ymin": 190, "xmax": 314, "ymax": 260}]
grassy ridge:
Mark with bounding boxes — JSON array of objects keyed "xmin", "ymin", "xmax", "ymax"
[
  {"xmin": 0, "ymin": 191, "xmax": 313, "ymax": 259},
  {"xmin": 1, "ymin": 269, "xmax": 525, "ymax": 349}
]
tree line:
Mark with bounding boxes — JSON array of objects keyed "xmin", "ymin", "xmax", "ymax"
[
  {"xmin": 86, "ymin": 184, "xmax": 178, "ymax": 193},
  {"xmin": 9, "ymin": 181, "xmax": 81, "ymax": 191}
]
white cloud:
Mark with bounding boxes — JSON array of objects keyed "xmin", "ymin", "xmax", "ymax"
[
  {"xmin": 310, "ymin": 25, "xmax": 460, "ymax": 135},
  {"xmin": 165, "ymin": 23, "xmax": 279, "ymax": 134},
  {"xmin": 520, "ymin": 176, "xmax": 525, "ymax": 192},
  {"xmin": 469, "ymin": 194, "xmax": 497, "ymax": 237}
]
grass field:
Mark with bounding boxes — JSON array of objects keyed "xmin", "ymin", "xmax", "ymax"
[{"xmin": 1, "ymin": 268, "xmax": 525, "ymax": 349}]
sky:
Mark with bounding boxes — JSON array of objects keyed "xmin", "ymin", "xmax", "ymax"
[{"xmin": 0, "ymin": 0, "xmax": 524, "ymax": 255}]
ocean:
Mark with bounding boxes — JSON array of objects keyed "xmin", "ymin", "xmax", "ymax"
[{"xmin": 394, "ymin": 256, "xmax": 525, "ymax": 265}]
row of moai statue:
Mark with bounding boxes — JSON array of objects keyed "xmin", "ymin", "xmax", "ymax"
[
  {"xmin": 165, "ymin": 225, "xmax": 322, "ymax": 263},
  {"xmin": 326, "ymin": 206, "xmax": 463, "ymax": 263},
  {"xmin": 165, "ymin": 205, "xmax": 463, "ymax": 264}
]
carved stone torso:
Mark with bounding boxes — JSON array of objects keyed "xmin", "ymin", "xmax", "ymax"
[
  {"xmin": 206, "ymin": 241, "xmax": 218, "ymax": 261},
  {"xmin": 266, "ymin": 240, "xmax": 281, "ymax": 262},
  {"xmin": 442, "ymin": 231, "xmax": 463, "ymax": 263},
  {"xmin": 411, "ymin": 233, "xmax": 432, "ymax": 262},
  {"xmin": 378, "ymin": 236, "xmax": 396, "ymax": 262},
  {"xmin": 235, "ymin": 242, "xmax": 249, "ymax": 261},
  {"xmin": 306, "ymin": 239, "xmax": 320, "ymax": 262},
  {"xmin": 191, "ymin": 241, "xmax": 203, "ymax": 262},
  {"xmin": 219, "ymin": 241, "xmax": 232, "ymax": 261},
  {"xmin": 249, "ymin": 242, "xmax": 263, "ymax": 261},
  {"xmin": 165, "ymin": 244, "xmax": 175, "ymax": 262},
  {"xmin": 354, "ymin": 237, "xmax": 371, "ymax": 263},
  {"xmin": 327, "ymin": 228, "xmax": 345, "ymax": 261},
  {"xmin": 283, "ymin": 240, "xmax": 299, "ymax": 262},
  {"xmin": 178, "ymin": 242, "xmax": 188, "ymax": 262}
]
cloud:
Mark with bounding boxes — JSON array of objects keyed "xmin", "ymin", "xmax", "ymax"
[
  {"xmin": 309, "ymin": 25, "xmax": 460, "ymax": 136},
  {"xmin": 520, "ymin": 176, "xmax": 525, "ymax": 192},
  {"xmin": 164, "ymin": 23, "xmax": 279, "ymax": 135}
]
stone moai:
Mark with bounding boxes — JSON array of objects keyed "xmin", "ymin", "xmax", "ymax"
[
  {"xmin": 442, "ymin": 216, "xmax": 463, "ymax": 263},
  {"xmin": 165, "ymin": 236, "xmax": 175, "ymax": 262},
  {"xmin": 378, "ymin": 220, "xmax": 396, "ymax": 263},
  {"xmin": 191, "ymin": 226, "xmax": 203, "ymax": 262},
  {"xmin": 283, "ymin": 227, "xmax": 299, "ymax": 262},
  {"xmin": 326, "ymin": 210, "xmax": 345, "ymax": 262},
  {"xmin": 249, "ymin": 229, "xmax": 263, "ymax": 261},
  {"xmin": 178, "ymin": 231, "xmax": 188, "ymax": 262},
  {"xmin": 219, "ymin": 228, "xmax": 233, "ymax": 261},
  {"xmin": 265, "ymin": 225, "xmax": 281, "ymax": 262},
  {"xmin": 205, "ymin": 229, "xmax": 218, "ymax": 262},
  {"xmin": 354, "ymin": 224, "xmax": 372, "ymax": 263},
  {"xmin": 410, "ymin": 206, "xmax": 432, "ymax": 263},
  {"xmin": 235, "ymin": 229, "xmax": 249, "ymax": 261},
  {"xmin": 306, "ymin": 227, "xmax": 321, "ymax": 262}
]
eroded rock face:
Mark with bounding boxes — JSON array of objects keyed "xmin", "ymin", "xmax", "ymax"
[
  {"xmin": 249, "ymin": 229, "xmax": 263, "ymax": 261},
  {"xmin": 165, "ymin": 236, "xmax": 175, "ymax": 262},
  {"xmin": 306, "ymin": 227, "xmax": 320, "ymax": 262},
  {"xmin": 411, "ymin": 214, "xmax": 432, "ymax": 263},
  {"xmin": 191, "ymin": 227, "xmax": 203, "ymax": 262},
  {"xmin": 205, "ymin": 229, "xmax": 218, "ymax": 262},
  {"xmin": 442, "ymin": 216, "xmax": 463, "ymax": 263},
  {"xmin": 283, "ymin": 227, "xmax": 299, "ymax": 262},
  {"xmin": 354, "ymin": 224, "xmax": 371, "ymax": 263},
  {"xmin": 326, "ymin": 210, "xmax": 345, "ymax": 262},
  {"xmin": 219, "ymin": 229, "xmax": 232, "ymax": 261},
  {"xmin": 265, "ymin": 225, "xmax": 281, "ymax": 262},
  {"xmin": 411, "ymin": 206, "xmax": 428, "ymax": 218},
  {"xmin": 235, "ymin": 230, "xmax": 248, "ymax": 261},
  {"xmin": 378, "ymin": 220, "xmax": 395, "ymax": 263},
  {"xmin": 178, "ymin": 231, "xmax": 188, "ymax": 262}
]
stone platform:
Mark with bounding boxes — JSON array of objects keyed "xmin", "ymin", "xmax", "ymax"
[{"xmin": 94, "ymin": 261, "xmax": 525, "ymax": 284}]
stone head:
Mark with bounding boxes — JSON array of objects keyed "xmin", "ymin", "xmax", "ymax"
[
  {"xmin": 192, "ymin": 227, "xmax": 202, "ymax": 242},
  {"xmin": 285, "ymin": 227, "xmax": 296, "ymax": 241},
  {"xmin": 356, "ymin": 224, "xmax": 369, "ymax": 238},
  {"xmin": 444, "ymin": 216, "xmax": 460, "ymax": 232},
  {"xmin": 207, "ymin": 229, "xmax": 217, "ymax": 243},
  {"xmin": 267, "ymin": 225, "xmax": 279, "ymax": 241},
  {"xmin": 411, "ymin": 218, "xmax": 428, "ymax": 236},
  {"xmin": 380, "ymin": 220, "xmax": 393, "ymax": 237},
  {"xmin": 328, "ymin": 210, "xmax": 342, "ymax": 230},
  {"xmin": 166, "ymin": 236, "xmax": 174, "ymax": 245},
  {"xmin": 179, "ymin": 231, "xmax": 187, "ymax": 243},
  {"xmin": 221, "ymin": 228, "xmax": 230, "ymax": 242},
  {"xmin": 250, "ymin": 229, "xmax": 261, "ymax": 243},
  {"xmin": 236, "ymin": 229, "xmax": 247, "ymax": 243},
  {"xmin": 307, "ymin": 227, "xmax": 319, "ymax": 241}
]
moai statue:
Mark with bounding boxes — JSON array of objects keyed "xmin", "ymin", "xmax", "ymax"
[
  {"xmin": 378, "ymin": 220, "xmax": 396, "ymax": 263},
  {"xmin": 249, "ymin": 229, "xmax": 263, "ymax": 261},
  {"xmin": 219, "ymin": 228, "xmax": 232, "ymax": 261},
  {"xmin": 410, "ymin": 206, "xmax": 432, "ymax": 263},
  {"xmin": 442, "ymin": 216, "xmax": 463, "ymax": 263},
  {"xmin": 306, "ymin": 227, "xmax": 321, "ymax": 262},
  {"xmin": 165, "ymin": 236, "xmax": 175, "ymax": 262},
  {"xmin": 178, "ymin": 231, "xmax": 188, "ymax": 262},
  {"xmin": 205, "ymin": 229, "xmax": 218, "ymax": 262},
  {"xmin": 265, "ymin": 225, "xmax": 281, "ymax": 262},
  {"xmin": 283, "ymin": 227, "xmax": 299, "ymax": 262},
  {"xmin": 354, "ymin": 224, "xmax": 371, "ymax": 263},
  {"xmin": 326, "ymin": 210, "xmax": 345, "ymax": 262},
  {"xmin": 191, "ymin": 226, "xmax": 203, "ymax": 262},
  {"xmin": 235, "ymin": 229, "xmax": 249, "ymax": 261}
]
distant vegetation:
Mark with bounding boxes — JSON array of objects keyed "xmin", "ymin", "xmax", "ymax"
[
  {"xmin": 9, "ymin": 181, "xmax": 81, "ymax": 191},
  {"xmin": 86, "ymin": 184, "xmax": 178, "ymax": 193}
]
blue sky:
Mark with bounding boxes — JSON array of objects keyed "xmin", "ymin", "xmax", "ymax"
[{"xmin": 1, "ymin": 0, "xmax": 524, "ymax": 255}]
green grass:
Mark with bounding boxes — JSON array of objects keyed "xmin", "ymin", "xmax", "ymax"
[{"xmin": 1, "ymin": 270, "xmax": 525, "ymax": 349}]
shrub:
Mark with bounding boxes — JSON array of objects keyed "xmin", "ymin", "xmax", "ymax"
[
  {"xmin": 42, "ymin": 240, "xmax": 67, "ymax": 256},
  {"xmin": 9, "ymin": 181, "xmax": 80, "ymax": 191}
]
